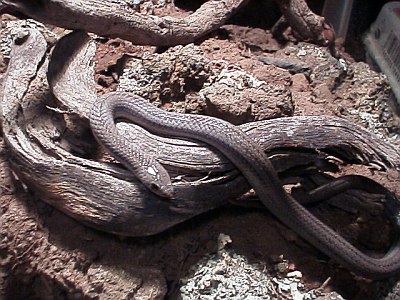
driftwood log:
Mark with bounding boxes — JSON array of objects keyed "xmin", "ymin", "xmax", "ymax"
[
  {"xmin": 1, "ymin": 0, "xmax": 250, "ymax": 46},
  {"xmin": 1, "ymin": 28, "xmax": 400, "ymax": 238},
  {"xmin": 1, "ymin": 0, "xmax": 335, "ymax": 49}
]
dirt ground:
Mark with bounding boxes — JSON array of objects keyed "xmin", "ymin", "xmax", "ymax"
[{"xmin": 1, "ymin": 1, "xmax": 400, "ymax": 299}]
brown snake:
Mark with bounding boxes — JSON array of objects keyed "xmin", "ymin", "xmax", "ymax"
[{"xmin": 90, "ymin": 91, "xmax": 400, "ymax": 279}]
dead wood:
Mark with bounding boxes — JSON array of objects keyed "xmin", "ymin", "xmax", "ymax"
[
  {"xmin": 1, "ymin": 0, "xmax": 337, "ymax": 51},
  {"xmin": 1, "ymin": 0, "xmax": 250, "ymax": 46},
  {"xmin": 1, "ymin": 29, "xmax": 399, "ymax": 239},
  {"xmin": 272, "ymin": 0, "xmax": 336, "ymax": 52}
]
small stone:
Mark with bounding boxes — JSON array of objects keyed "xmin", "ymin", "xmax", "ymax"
[
  {"xmin": 287, "ymin": 271, "xmax": 303, "ymax": 278},
  {"xmin": 275, "ymin": 261, "xmax": 289, "ymax": 273},
  {"xmin": 217, "ymin": 233, "xmax": 232, "ymax": 252}
]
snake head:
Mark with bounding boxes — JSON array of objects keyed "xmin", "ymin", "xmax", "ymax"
[
  {"xmin": 142, "ymin": 163, "xmax": 175, "ymax": 199},
  {"xmin": 149, "ymin": 182, "xmax": 175, "ymax": 199}
]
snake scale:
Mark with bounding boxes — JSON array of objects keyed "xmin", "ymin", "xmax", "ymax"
[{"xmin": 90, "ymin": 91, "xmax": 400, "ymax": 279}]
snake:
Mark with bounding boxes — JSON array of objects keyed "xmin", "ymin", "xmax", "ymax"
[{"xmin": 90, "ymin": 91, "xmax": 400, "ymax": 279}]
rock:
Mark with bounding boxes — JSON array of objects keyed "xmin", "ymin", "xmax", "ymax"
[{"xmin": 201, "ymin": 65, "xmax": 293, "ymax": 125}]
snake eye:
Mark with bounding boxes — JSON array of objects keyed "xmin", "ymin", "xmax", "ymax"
[{"xmin": 150, "ymin": 183, "xmax": 160, "ymax": 192}]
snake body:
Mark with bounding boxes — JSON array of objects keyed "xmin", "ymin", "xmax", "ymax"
[
  {"xmin": 90, "ymin": 91, "xmax": 400, "ymax": 279},
  {"xmin": 90, "ymin": 93, "xmax": 174, "ymax": 198}
]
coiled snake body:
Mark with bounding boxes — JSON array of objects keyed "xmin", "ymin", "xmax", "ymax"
[{"xmin": 90, "ymin": 91, "xmax": 400, "ymax": 279}]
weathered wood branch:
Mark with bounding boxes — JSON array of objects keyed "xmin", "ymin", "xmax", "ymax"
[
  {"xmin": 1, "ymin": 0, "xmax": 337, "ymax": 50},
  {"xmin": 1, "ymin": 29, "xmax": 399, "ymax": 237},
  {"xmin": 1, "ymin": 0, "xmax": 250, "ymax": 46},
  {"xmin": 273, "ymin": 0, "xmax": 336, "ymax": 50}
]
